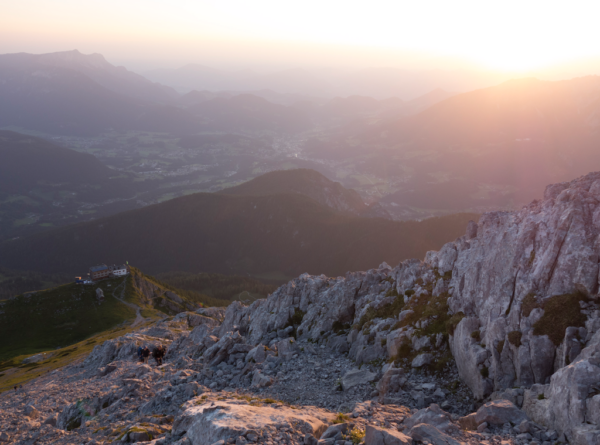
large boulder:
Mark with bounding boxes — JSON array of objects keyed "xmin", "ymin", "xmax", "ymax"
[
  {"xmin": 341, "ymin": 368, "xmax": 377, "ymax": 391},
  {"xmin": 197, "ymin": 307, "xmax": 226, "ymax": 322},
  {"xmin": 411, "ymin": 353, "xmax": 433, "ymax": 368},
  {"xmin": 189, "ymin": 324, "xmax": 214, "ymax": 345},
  {"xmin": 251, "ymin": 372, "xmax": 274, "ymax": 388},
  {"xmin": 274, "ymin": 337, "xmax": 300, "ymax": 360},
  {"xmin": 172, "ymin": 400, "xmax": 332, "ymax": 445},
  {"xmin": 475, "ymin": 400, "xmax": 528, "ymax": 426},
  {"xmin": 245, "ymin": 345, "xmax": 267, "ymax": 364},
  {"xmin": 449, "ymin": 317, "xmax": 492, "ymax": 399},
  {"xmin": 404, "ymin": 404, "xmax": 456, "ymax": 434},
  {"xmin": 203, "ymin": 331, "xmax": 246, "ymax": 366},
  {"xmin": 320, "ymin": 423, "xmax": 349, "ymax": 440},
  {"xmin": 365, "ymin": 425, "xmax": 412, "ymax": 445},
  {"xmin": 408, "ymin": 424, "xmax": 460, "ymax": 445}
]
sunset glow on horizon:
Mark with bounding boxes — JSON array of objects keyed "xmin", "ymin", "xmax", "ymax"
[{"xmin": 2, "ymin": 0, "xmax": 600, "ymax": 74}]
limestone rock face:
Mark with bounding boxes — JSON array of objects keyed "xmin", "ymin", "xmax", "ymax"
[
  {"xmin": 204, "ymin": 172, "xmax": 600, "ymax": 440},
  {"xmin": 522, "ymin": 329, "xmax": 600, "ymax": 444},
  {"xmin": 212, "ymin": 173, "xmax": 600, "ymax": 410},
  {"xmin": 433, "ymin": 172, "xmax": 600, "ymax": 399}
]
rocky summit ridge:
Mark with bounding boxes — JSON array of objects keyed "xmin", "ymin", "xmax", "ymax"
[{"xmin": 4, "ymin": 172, "xmax": 600, "ymax": 445}]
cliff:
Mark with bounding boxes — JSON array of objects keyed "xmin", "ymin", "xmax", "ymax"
[{"xmin": 218, "ymin": 170, "xmax": 600, "ymax": 443}]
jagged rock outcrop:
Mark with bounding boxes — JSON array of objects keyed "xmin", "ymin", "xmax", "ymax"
[
  {"xmin": 430, "ymin": 173, "xmax": 600, "ymax": 400},
  {"xmin": 215, "ymin": 171, "xmax": 600, "ymax": 441}
]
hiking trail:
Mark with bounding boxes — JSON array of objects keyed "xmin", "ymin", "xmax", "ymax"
[{"xmin": 112, "ymin": 279, "xmax": 144, "ymax": 327}]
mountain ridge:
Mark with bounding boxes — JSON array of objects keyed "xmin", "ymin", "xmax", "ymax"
[
  {"xmin": 219, "ymin": 169, "xmax": 369, "ymax": 215},
  {"xmin": 1, "ymin": 49, "xmax": 179, "ymax": 103},
  {"xmin": 0, "ymin": 190, "xmax": 476, "ymax": 278}
]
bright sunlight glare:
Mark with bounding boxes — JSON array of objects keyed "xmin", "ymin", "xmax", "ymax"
[{"xmin": 1, "ymin": 0, "xmax": 600, "ymax": 72}]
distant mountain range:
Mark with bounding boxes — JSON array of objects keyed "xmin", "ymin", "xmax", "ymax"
[
  {"xmin": 143, "ymin": 63, "xmax": 505, "ymax": 99},
  {"xmin": 306, "ymin": 76, "xmax": 600, "ymax": 218},
  {"xmin": 0, "ymin": 168, "xmax": 477, "ymax": 278},
  {"xmin": 3, "ymin": 50, "xmax": 179, "ymax": 103},
  {"xmin": 0, "ymin": 50, "xmax": 455, "ymax": 137},
  {"xmin": 5, "ymin": 50, "xmax": 600, "ymax": 224}
]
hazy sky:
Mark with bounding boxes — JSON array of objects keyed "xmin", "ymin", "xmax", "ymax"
[{"xmin": 2, "ymin": 0, "xmax": 600, "ymax": 75}]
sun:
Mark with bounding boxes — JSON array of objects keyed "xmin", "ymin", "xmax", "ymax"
[{"xmin": 470, "ymin": 49, "xmax": 554, "ymax": 73}]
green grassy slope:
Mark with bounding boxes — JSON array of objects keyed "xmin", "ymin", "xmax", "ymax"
[
  {"xmin": 0, "ymin": 191, "xmax": 478, "ymax": 278},
  {"xmin": 0, "ymin": 276, "xmax": 135, "ymax": 361},
  {"xmin": 0, "ymin": 322, "xmax": 146, "ymax": 393},
  {"xmin": 0, "ymin": 268, "xmax": 226, "ymax": 363}
]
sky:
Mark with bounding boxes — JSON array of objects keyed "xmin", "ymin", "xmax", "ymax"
[{"xmin": 2, "ymin": 0, "xmax": 600, "ymax": 75}]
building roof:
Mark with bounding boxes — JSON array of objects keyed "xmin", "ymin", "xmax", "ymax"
[{"xmin": 89, "ymin": 264, "xmax": 108, "ymax": 272}]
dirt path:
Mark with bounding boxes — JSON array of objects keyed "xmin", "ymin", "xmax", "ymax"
[{"xmin": 112, "ymin": 279, "xmax": 145, "ymax": 327}]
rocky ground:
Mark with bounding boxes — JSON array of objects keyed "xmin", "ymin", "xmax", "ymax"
[{"xmin": 0, "ymin": 311, "xmax": 557, "ymax": 445}]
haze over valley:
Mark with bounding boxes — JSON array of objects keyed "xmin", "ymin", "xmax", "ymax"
[{"xmin": 3, "ymin": 49, "xmax": 600, "ymax": 246}]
